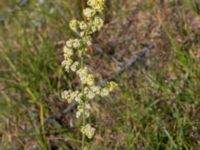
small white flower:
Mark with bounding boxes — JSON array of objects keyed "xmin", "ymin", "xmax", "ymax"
[
  {"xmin": 79, "ymin": 21, "xmax": 88, "ymax": 30},
  {"xmin": 69, "ymin": 19, "xmax": 79, "ymax": 32},
  {"xmin": 62, "ymin": 90, "xmax": 80, "ymax": 103},
  {"xmin": 107, "ymin": 81, "xmax": 118, "ymax": 91},
  {"xmin": 91, "ymin": 85, "xmax": 101, "ymax": 94},
  {"xmin": 66, "ymin": 39, "xmax": 82, "ymax": 49},
  {"xmin": 81, "ymin": 124, "xmax": 96, "ymax": 139},
  {"xmin": 84, "ymin": 87, "xmax": 96, "ymax": 99},
  {"xmin": 61, "ymin": 59, "xmax": 73, "ymax": 71},
  {"xmin": 82, "ymin": 36, "xmax": 92, "ymax": 46},
  {"xmin": 100, "ymin": 88, "xmax": 110, "ymax": 97},
  {"xmin": 83, "ymin": 8, "xmax": 96, "ymax": 18},
  {"xmin": 90, "ymin": 16, "xmax": 104, "ymax": 33},
  {"xmin": 70, "ymin": 61, "xmax": 79, "ymax": 72},
  {"xmin": 76, "ymin": 103, "xmax": 91, "ymax": 118},
  {"xmin": 87, "ymin": 0, "xmax": 105, "ymax": 12},
  {"xmin": 72, "ymin": 39, "xmax": 81, "ymax": 49},
  {"xmin": 66, "ymin": 39, "xmax": 74, "ymax": 48},
  {"xmin": 86, "ymin": 74, "xmax": 95, "ymax": 86},
  {"xmin": 88, "ymin": 91, "xmax": 96, "ymax": 99},
  {"xmin": 75, "ymin": 93, "xmax": 83, "ymax": 103},
  {"xmin": 61, "ymin": 90, "xmax": 71, "ymax": 99},
  {"xmin": 63, "ymin": 46, "xmax": 73, "ymax": 59}
]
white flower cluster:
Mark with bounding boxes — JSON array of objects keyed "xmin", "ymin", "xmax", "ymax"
[
  {"xmin": 81, "ymin": 124, "xmax": 96, "ymax": 139},
  {"xmin": 69, "ymin": 0, "xmax": 105, "ymax": 37},
  {"xmin": 61, "ymin": 0, "xmax": 117, "ymax": 139},
  {"xmin": 87, "ymin": 0, "xmax": 105, "ymax": 13}
]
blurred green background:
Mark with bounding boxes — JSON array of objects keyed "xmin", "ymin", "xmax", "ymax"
[{"xmin": 0, "ymin": 0, "xmax": 200, "ymax": 149}]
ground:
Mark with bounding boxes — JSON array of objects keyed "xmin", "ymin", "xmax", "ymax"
[{"xmin": 0, "ymin": 0, "xmax": 200, "ymax": 150}]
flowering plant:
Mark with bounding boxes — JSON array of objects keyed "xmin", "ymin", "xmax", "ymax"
[{"xmin": 61, "ymin": 0, "xmax": 117, "ymax": 139}]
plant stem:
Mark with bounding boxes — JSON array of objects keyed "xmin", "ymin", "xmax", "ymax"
[
  {"xmin": 81, "ymin": 56, "xmax": 86, "ymax": 150},
  {"xmin": 80, "ymin": 1, "xmax": 87, "ymax": 148}
]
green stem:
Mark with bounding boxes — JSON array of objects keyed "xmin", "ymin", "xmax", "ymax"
[
  {"xmin": 81, "ymin": 56, "xmax": 86, "ymax": 150},
  {"xmin": 81, "ymin": 103, "xmax": 86, "ymax": 149}
]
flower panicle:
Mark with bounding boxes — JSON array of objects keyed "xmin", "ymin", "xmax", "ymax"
[{"xmin": 61, "ymin": 0, "xmax": 118, "ymax": 139}]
